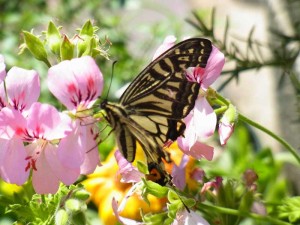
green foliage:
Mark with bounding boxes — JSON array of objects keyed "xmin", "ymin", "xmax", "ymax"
[
  {"xmin": 272, "ymin": 197, "xmax": 300, "ymax": 223},
  {"xmin": 3, "ymin": 184, "xmax": 90, "ymax": 225}
]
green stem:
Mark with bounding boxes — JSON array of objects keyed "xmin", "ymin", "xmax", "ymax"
[
  {"xmin": 198, "ymin": 203, "xmax": 291, "ymax": 225},
  {"xmin": 238, "ymin": 113, "xmax": 300, "ymax": 163},
  {"xmin": 214, "ymin": 91, "xmax": 300, "ymax": 163}
]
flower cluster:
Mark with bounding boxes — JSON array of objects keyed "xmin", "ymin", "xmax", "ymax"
[{"xmin": 0, "ymin": 55, "xmax": 102, "ymax": 193}]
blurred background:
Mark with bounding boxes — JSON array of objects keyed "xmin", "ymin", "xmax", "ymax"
[{"xmin": 0, "ymin": 0, "xmax": 299, "ymax": 224}]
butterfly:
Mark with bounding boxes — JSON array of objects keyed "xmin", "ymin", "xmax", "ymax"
[{"xmin": 101, "ymin": 38, "xmax": 212, "ymax": 185}]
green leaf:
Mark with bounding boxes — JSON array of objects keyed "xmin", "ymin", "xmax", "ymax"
[
  {"xmin": 23, "ymin": 31, "xmax": 50, "ymax": 67},
  {"xmin": 167, "ymin": 202, "xmax": 179, "ymax": 220},
  {"xmin": 71, "ymin": 212, "xmax": 86, "ymax": 225},
  {"xmin": 142, "ymin": 211, "xmax": 173, "ymax": 225},
  {"xmin": 142, "ymin": 179, "xmax": 169, "ymax": 198},
  {"xmin": 137, "ymin": 161, "xmax": 148, "ymax": 174},
  {"xmin": 277, "ymin": 197, "xmax": 300, "ymax": 223}
]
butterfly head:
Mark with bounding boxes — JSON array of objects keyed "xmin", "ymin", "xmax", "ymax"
[{"xmin": 100, "ymin": 99, "xmax": 108, "ymax": 109}]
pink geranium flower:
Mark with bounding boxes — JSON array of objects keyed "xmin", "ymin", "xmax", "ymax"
[
  {"xmin": 0, "ymin": 66, "xmax": 40, "ymax": 111},
  {"xmin": 0, "ymin": 103, "xmax": 75, "ymax": 193},
  {"xmin": 218, "ymin": 121, "xmax": 234, "ymax": 145},
  {"xmin": 48, "ymin": 56, "xmax": 103, "ymax": 174}
]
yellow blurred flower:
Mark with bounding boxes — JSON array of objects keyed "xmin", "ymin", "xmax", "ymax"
[
  {"xmin": 83, "ymin": 145, "xmax": 167, "ymax": 225},
  {"xmin": 83, "ymin": 142, "xmax": 203, "ymax": 224},
  {"xmin": 0, "ymin": 180, "xmax": 23, "ymax": 196}
]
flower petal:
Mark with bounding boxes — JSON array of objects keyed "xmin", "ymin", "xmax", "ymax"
[
  {"xmin": 171, "ymin": 154, "xmax": 189, "ymax": 190},
  {"xmin": 0, "ymin": 107, "xmax": 27, "ymax": 139},
  {"xmin": 48, "ymin": 56, "xmax": 103, "ymax": 110},
  {"xmin": 6, "ymin": 67, "xmax": 40, "ymax": 111},
  {"xmin": 26, "ymin": 103, "xmax": 72, "ymax": 140},
  {"xmin": 200, "ymin": 45, "xmax": 225, "ymax": 89},
  {"xmin": 0, "ymin": 138, "xmax": 29, "ymax": 185},
  {"xmin": 45, "ymin": 144, "xmax": 80, "ymax": 185},
  {"xmin": 218, "ymin": 122, "xmax": 234, "ymax": 146},
  {"xmin": 192, "ymin": 97, "xmax": 216, "ymax": 138},
  {"xmin": 80, "ymin": 145, "xmax": 100, "ymax": 174},
  {"xmin": 187, "ymin": 141, "xmax": 214, "ymax": 160},
  {"xmin": 173, "ymin": 210, "xmax": 210, "ymax": 225},
  {"xmin": 177, "ymin": 97, "xmax": 216, "ymax": 152},
  {"xmin": 57, "ymin": 122, "xmax": 85, "ymax": 169},
  {"xmin": 152, "ymin": 35, "xmax": 176, "ymax": 60},
  {"xmin": 115, "ymin": 150, "xmax": 143, "ymax": 183},
  {"xmin": 31, "ymin": 145, "xmax": 60, "ymax": 194}
]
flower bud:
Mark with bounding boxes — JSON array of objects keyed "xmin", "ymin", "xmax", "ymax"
[
  {"xmin": 55, "ymin": 209, "xmax": 69, "ymax": 225},
  {"xmin": 65, "ymin": 199, "xmax": 81, "ymax": 212},
  {"xmin": 23, "ymin": 31, "xmax": 50, "ymax": 66},
  {"xmin": 60, "ymin": 35, "xmax": 74, "ymax": 60},
  {"xmin": 219, "ymin": 104, "xmax": 237, "ymax": 145},
  {"xmin": 77, "ymin": 20, "xmax": 95, "ymax": 57},
  {"xmin": 73, "ymin": 189, "xmax": 90, "ymax": 201},
  {"xmin": 46, "ymin": 21, "xmax": 62, "ymax": 56}
]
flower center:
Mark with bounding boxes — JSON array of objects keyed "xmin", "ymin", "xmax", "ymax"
[{"xmin": 24, "ymin": 140, "xmax": 48, "ymax": 172}]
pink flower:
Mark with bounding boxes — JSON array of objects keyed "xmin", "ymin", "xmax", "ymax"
[
  {"xmin": 172, "ymin": 154, "xmax": 189, "ymax": 190},
  {"xmin": 114, "ymin": 150, "xmax": 143, "ymax": 183},
  {"xmin": 218, "ymin": 121, "xmax": 234, "ymax": 145},
  {"xmin": 178, "ymin": 45, "xmax": 225, "ymax": 159},
  {"xmin": 218, "ymin": 104, "xmax": 236, "ymax": 145},
  {"xmin": 48, "ymin": 56, "xmax": 103, "ymax": 174},
  {"xmin": 177, "ymin": 98, "xmax": 215, "ymax": 160},
  {"xmin": 172, "ymin": 209, "xmax": 210, "ymax": 225},
  {"xmin": 48, "ymin": 56, "xmax": 103, "ymax": 111},
  {"xmin": 0, "ymin": 103, "xmax": 75, "ymax": 193},
  {"xmin": 0, "ymin": 66, "xmax": 40, "ymax": 111},
  {"xmin": 0, "ymin": 55, "xmax": 6, "ymax": 83},
  {"xmin": 201, "ymin": 176, "xmax": 223, "ymax": 195}
]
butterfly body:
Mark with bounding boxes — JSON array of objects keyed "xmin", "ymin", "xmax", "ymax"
[{"xmin": 101, "ymin": 38, "xmax": 212, "ymax": 185}]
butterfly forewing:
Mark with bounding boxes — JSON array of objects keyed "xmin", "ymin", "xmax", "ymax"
[
  {"xmin": 120, "ymin": 38, "xmax": 212, "ymax": 108},
  {"xmin": 101, "ymin": 38, "xmax": 212, "ymax": 185}
]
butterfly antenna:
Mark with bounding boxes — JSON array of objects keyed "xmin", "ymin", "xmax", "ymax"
[{"xmin": 105, "ymin": 60, "xmax": 118, "ymax": 101}]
